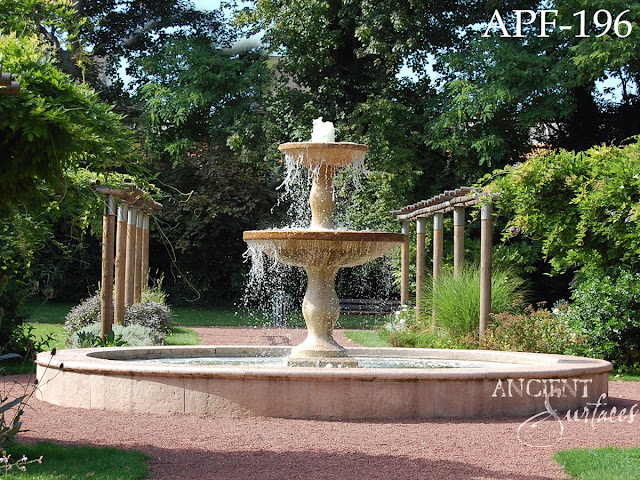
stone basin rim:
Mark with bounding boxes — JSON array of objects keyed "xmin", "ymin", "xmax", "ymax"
[
  {"xmin": 243, "ymin": 230, "xmax": 406, "ymax": 243},
  {"xmin": 35, "ymin": 346, "xmax": 612, "ymax": 381},
  {"xmin": 278, "ymin": 142, "xmax": 368, "ymax": 152}
]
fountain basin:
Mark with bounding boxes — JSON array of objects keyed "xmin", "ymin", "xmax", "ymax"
[
  {"xmin": 243, "ymin": 230, "xmax": 405, "ymax": 268},
  {"xmin": 36, "ymin": 346, "xmax": 610, "ymax": 419},
  {"xmin": 279, "ymin": 142, "xmax": 367, "ymax": 169}
]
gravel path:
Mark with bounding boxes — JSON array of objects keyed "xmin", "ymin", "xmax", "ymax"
[{"xmin": 13, "ymin": 327, "xmax": 640, "ymax": 479}]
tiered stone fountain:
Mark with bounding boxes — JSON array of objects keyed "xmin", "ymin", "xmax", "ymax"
[
  {"xmin": 244, "ymin": 121, "xmax": 405, "ymax": 367},
  {"xmin": 35, "ymin": 119, "xmax": 611, "ymax": 420}
]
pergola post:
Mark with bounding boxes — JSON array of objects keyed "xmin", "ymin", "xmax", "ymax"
[
  {"xmin": 134, "ymin": 211, "xmax": 144, "ymax": 303},
  {"xmin": 125, "ymin": 207, "xmax": 137, "ymax": 306},
  {"xmin": 432, "ymin": 212, "xmax": 444, "ymax": 330},
  {"xmin": 479, "ymin": 203, "xmax": 493, "ymax": 337},
  {"xmin": 100, "ymin": 195, "xmax": 116, "ymax": 339},
  {"xmin": 142, "ymin": 213, "xmax": 150, "ymax": 289},
  {"xmin": 453, "ymin": 206, "xmax": 465, "ymax": 277},
  {"xmin": 415, "ymin": 217, "xmax": 427, "ymax": 321},
  {"xmin": 400, "ymin": 220, "xmax": 410, "ymax": 305},
  {"xmin": 114, "ymin": 202, "xmax": 128, "ymax": 326}
]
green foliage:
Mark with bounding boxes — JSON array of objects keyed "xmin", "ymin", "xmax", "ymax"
[
  {"xmin": 554, "ymin": 447, "xmax": 640, "ymax": 480},
  {"xmin": 379, "ymin": 304, "xmax": 462, "ymax": 349},
  {"xmin": 558, "ymin": 266, "xmax": 640, "ymax": 370},
  {"xmin": 71, "ymin": 323, "xmax": 164, "ymax": 348},
  {"xmin": 488, "ymin": 140, "xmax": 640, "ymax": 274},
  {"xmin": 433, "ymin": 1, "xmax": 640, "ymax": 166},
  {"xmin": 0, "ymin": 33, "xmax": 141, "ymax": 209},
  {"xmin": 420, "ymin": 266, "xmax": 526, "ymax": 338},
  {"xmin": 343, "ymin": 330, "xmax": 389, "ymax": 348},
  {"xmin": 72, "ymin": 326, "xmax": 126, "ymax": 348},
  {"xmin": 474, "ymin": 305, "xmax": 574, "ymax": 354}
]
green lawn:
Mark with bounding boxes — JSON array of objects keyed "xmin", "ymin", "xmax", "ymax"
[
  {"xmin": 554, "ymin": 447, "xmax": 640, "ymax": 480},
  {"xmin": 344, "ymin": 330, "xmax": 390, "ymax": 347},
  {"xmin": 3, "ymin": 442, "xmax": 147, "ymax": 480},
  {"xmin": 611, "ymin": 372, "xmax": 640, "ymax": 382},
  {"xmin": 24, "ymin": 299, "xmax": 385, "ymax": 329},
  {"xmin": 24, "ymin": 300, "xmax": 74, "ymax": 324}
]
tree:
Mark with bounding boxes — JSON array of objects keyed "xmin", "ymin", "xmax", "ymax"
[
  {"xmin": 0, "ymin": 3, "xmax": 143, "ymax": 209},
  {"xmin": 429, "ymin": 1, "xmax": 640, "ymax": 167}
]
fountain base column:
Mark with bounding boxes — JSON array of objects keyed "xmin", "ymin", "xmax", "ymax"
[{"xmin": 286, "ymin": 266, "xmax": 358, "ymax": 367}]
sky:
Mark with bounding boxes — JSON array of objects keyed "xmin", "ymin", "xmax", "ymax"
[{"xmin": 193, "ymin": 0, "xmax": 222, "ymax": 9}]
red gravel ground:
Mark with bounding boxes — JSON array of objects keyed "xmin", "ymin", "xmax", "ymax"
[{"xmin": 11, "ymin": 327, "xmax": 640, "ymax": 479}]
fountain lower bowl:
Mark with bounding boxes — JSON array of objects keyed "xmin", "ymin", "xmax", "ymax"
[
  {"xmin": 243, "ymin": 230, "xmax": 406, "ymax": 267},
  {"xmin": 36, "ymin": 346, "xmax": 610, "ymax": 420}
]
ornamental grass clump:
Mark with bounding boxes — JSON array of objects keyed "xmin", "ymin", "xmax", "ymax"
[{"xmin": 419, "ymin": 265, "xmax": 526, "ymax": 339}]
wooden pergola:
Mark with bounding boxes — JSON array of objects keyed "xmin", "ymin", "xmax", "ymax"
[
  {"xmin": 391, "ymin": 187, "xmax": 495, "ymax": 337},
  {"xmin": 93, "ymin": 182, "xmax": 162, "ymax": 339},
  {"xmin": 0, "ymin": 64, "xmax": 20, "ymax": 95}
]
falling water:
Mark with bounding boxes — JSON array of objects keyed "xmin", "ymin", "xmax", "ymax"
[{"xmin": 241, "ymin": 132, "xmax": 397, "ymax": 325}]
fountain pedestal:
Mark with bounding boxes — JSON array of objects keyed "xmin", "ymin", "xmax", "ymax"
[
  {"xmin": 288, "ymin": 266, "xmax": 357, "ymax": 367},
  {"xmin": 243, "ymin": 142, "xmax": 405, "ymax": 367}
]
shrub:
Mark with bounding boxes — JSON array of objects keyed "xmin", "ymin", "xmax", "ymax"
[
  {"xmin": 473, "ymin": 304, "xmax": 575, "ymax": 354},
  {"xmin": 419, "ymin": 265, "xmax": 526, "ymax": 338},
  {"xmin": 64, "ymin": 293, "xmax": 101, "ymax": 336},
  {"xmin": 125, "ymin": 301, "xmax": 172, "ymax": 334},
  {"xmin": 487, "ymin": 140, "xmax": 640, "ymax": 274},
  {"xmin": 65, "ymin": 290, "xmax": 172, "ymax": 342},
  {"xmin": 558, "ymin": 266, "xmax": 640, "ymax": 370},
  {"xmin": 71, "ymin": 322, "xmax": 164, "ymax": 348}
]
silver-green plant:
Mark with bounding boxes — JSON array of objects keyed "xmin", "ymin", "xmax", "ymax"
[{"xmin": 70, "ymin": 322, "xmax": 165, "ymax": 348}]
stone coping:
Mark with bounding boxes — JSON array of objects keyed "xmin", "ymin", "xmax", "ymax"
[
  {"xmin": 243, "ymin": 230, "xmax": 406, "ymax": 242},
  {"xmin": 36, "ymin": 346, "xmax": 611, "ymax": 382}
]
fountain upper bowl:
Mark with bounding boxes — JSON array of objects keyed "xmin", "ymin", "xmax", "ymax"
[
  {"xmin": 243, "ymin": 230, "xmax": 406, "ymax": 268},
  {"xmin": 278, "ymin": 142, "xmax": 368, "ymax": 169}
]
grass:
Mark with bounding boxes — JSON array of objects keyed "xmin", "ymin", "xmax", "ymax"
[
  {"xmin": 29, "ymin": 323, "xmax": 67, "ymax": 352},
  {"xmin": 611, "ymin": 372, "xmax": 640, "ymax": 382},
  {"xmin": 344, "ymin": 330, "xmax": 389, "ymax": 347},
  {"xmin": 166, "ymin": 326, "xmax": 200, "ymax": 345},
  {"xmin": 554, "ymin": 447, "xmax": 640, "ymax": 480},
  {"xmin": 23, "ymin": 301, "xmax": 74, "ymax": 324},
  {"xmin": 3, "ymin": 442, "xmax": 148, "ymax": 479}
]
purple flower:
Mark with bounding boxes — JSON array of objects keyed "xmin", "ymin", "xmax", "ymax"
[
  {"xmin": 625, "ymin": 216, "xmax": 631, "ymax": 223},
  {"xmin": 611, "ymin": 211, "xmax": 616, "ymax": 217}
]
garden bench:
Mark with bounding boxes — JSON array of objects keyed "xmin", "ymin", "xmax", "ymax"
[{"xmin": 339, "ymin": 298, "xmax": 400, "ymax": 316}]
